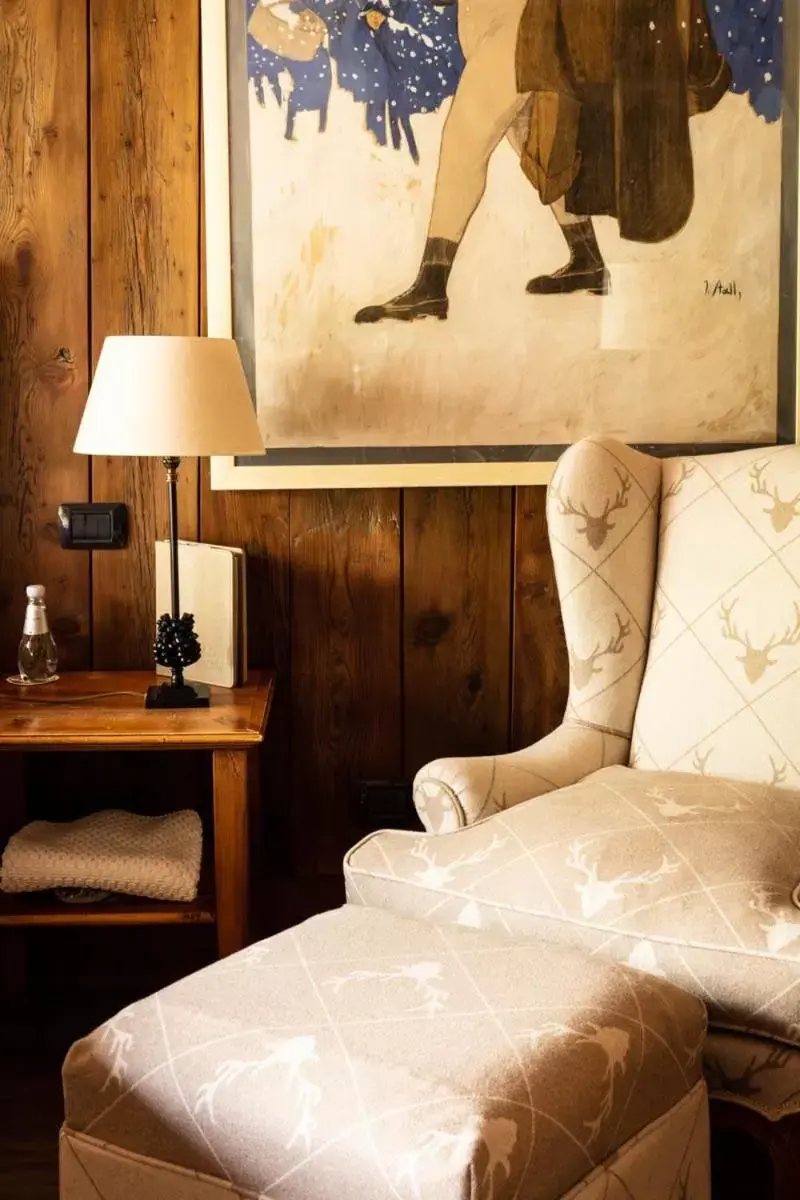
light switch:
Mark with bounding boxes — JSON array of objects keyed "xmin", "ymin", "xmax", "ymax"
[{"xmin": 58, "ymin": 504, "xmax": 128, "ymax": 549}]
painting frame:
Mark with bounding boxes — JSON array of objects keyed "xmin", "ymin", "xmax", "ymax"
[{"xmin": 203, "ymin": 0, "xmax": 800, "ymax": 491}]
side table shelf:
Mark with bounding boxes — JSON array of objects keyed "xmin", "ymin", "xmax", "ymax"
[
  {"xmin": 0, "ymin": 889, "xmax": 215, "ymax": 928},
  {"xmin": 0, "ymin": 670, "xmax": 274, "ymax": 958}
]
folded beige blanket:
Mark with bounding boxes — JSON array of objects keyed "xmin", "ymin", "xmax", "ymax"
[{"xmin": 0, "ymin": 809, "xmax": 202, "ymax": 902}]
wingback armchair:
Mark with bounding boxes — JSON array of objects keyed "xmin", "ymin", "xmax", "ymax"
[{"xmin": 345, "ymin": 437, "xmax": 800, "ymax": 1196}]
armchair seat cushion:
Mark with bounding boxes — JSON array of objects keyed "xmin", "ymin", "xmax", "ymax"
[{"xmin": 346, "ymin": 765, "xmax": 800, "ymax": 1050}]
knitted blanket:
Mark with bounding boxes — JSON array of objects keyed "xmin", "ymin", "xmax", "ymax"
[{"xmin": 0, "ymin": 809, "xmax": 202, "ymax": 902}]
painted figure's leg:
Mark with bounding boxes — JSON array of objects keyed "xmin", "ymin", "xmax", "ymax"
[
  {"xmin": 549, "ymin": 197, "xmax": 584, "ymax": 227},
  {"xmin": 527, "ymin": 198, "xmax": 609, "ymax": 295},
  {"xmin": 285, "ymin": 104, "xmax": 296, "ymax": 141},
  {"xmin": 506, "ymin": 110, "xmax": 609, "ymax": 297},
  {"xmin": 426, "ymin": 62, "xmax": 529, "ymax": 244},
  {"xmin": 355, "ymin": 35, "xmax": 529, "ymax": 323},
  {"xmin": 504, "ymin": 97, "xmax": 532, "ymax": 158}
]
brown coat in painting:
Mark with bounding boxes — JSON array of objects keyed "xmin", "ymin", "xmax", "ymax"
[
  {"xmin": 354, "ymin": 0, "xmax": 733, "ymax": 320},
  {"xmin": 516, "ymin": 0, "xmax": 731, "ymax": 242}
]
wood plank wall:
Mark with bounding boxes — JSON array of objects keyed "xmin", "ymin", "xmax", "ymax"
[{"xmin": 0, "ymin": 0, "xmax": 568, "ymax": 875}]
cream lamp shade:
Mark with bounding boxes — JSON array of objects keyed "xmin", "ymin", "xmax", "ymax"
[{"xmin": 74, "ymin": 336, "xmax": 264, "ymax": 457}]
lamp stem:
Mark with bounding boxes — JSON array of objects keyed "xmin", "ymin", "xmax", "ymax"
[{"xmin": 163, "ymin": 455, "xmax": 183, "ymax": 688}]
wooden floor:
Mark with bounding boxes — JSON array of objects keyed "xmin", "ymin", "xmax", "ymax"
[
  {"xmin": 0, "ymin": 924, "xmax": 212, "ymax": 1200},
  {"xmin": 0, "ymin": 880, "xmax": 774, "ymax": 1200}
]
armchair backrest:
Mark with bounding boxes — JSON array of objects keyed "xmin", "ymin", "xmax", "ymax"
[
  {"xmin": 547, "ymin": 438, "xmax": 662, "ymax": 743},
  {"xmin": 631, "ymin": 442, "xmax": 800, "ymax": 788}
]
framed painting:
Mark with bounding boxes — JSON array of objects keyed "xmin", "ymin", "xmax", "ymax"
[{"xmin": 202, "ymin": 0, "xmax": 799, "ymax": 489}]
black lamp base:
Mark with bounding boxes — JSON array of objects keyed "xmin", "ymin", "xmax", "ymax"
[{"xmin": 145, "ymin": 682, "xmax": 210, "ymax": 709}]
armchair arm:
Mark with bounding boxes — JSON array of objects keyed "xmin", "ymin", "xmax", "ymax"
[
  {"xmin": 414, "ymin": 437, "xmax": 661, "ymax": 834},
  {"xmin": 413, "ymin": 722, "xmax": 629, "ymax": 832}
]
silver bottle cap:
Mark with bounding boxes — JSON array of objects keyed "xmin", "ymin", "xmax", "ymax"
[{"xmin": 23, "ymin": 585, "xmax": 49, "ymax": 635}]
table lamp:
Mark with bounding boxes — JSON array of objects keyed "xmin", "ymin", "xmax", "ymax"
[{"xmin": 73, "ymin": 336, "xmax": 264, "ymax": 709}]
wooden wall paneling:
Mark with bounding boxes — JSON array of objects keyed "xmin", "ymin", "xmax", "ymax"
[
  {"xmin": 403, "ymin": 488, "xmax": 513, "ymax": 779},
  {"xmin": 89, "ymin": 0, "xmax": 201, "ymax": 668},
  {"xmin": 290, "ymin": 491, "xmax": 402, "ymax": 874},
  {"xmin": 196, "ymin": 95, "xmax": 293, "ymax": 871},
  {"xmin": 511, "ymin": 485, "xmax": 569, "ymax": 749},
  {"xmin": 200, "ymin": 469, "xmax": 292, "ymax": 865},
  {"xmin": 0, "ymin": 0, "xmax": 90, "ymax": 671}
]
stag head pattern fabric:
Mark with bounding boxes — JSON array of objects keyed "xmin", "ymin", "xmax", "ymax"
[
  {"xmin": 60, "ymin": 1089, "xmax": 709, "ymax": 1200},
  {"xmin": 415, "ymin": 439, "xmax": 800, "ymax": 833},
  {"xmin": 413, "ymin": 438, "xmax": 661, "ymax": 833},
  {"xmin": 61, "ymin": 906, "xmax": 709, "ymax": 1200},
  {"xmin": 632, "ymin": 443, "xmax": 800, "ymax": 788},
  {"xmin": 414, "ymin": 726, "xmax": 631, "ymax": 833},
  {"xmin": 347, "ymin": 767, "xmax": 800, "ymax": 1079},
  {"xmin": 703, "ymin": 1030, "xmax": 800, "ymax": 1121},
  {"xmin": 547, "ymin": 438, "xmax": 661, "ymax": 737}
]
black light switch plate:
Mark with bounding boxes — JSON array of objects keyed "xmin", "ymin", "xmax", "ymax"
[{"xmin": 58, "ymin": 503, "xmax": 128, "ymax": 549}]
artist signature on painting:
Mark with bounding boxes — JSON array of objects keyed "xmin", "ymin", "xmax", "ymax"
[{"xmin": 704, "ymin": 279, "xmax": 742, "ymax": 300}]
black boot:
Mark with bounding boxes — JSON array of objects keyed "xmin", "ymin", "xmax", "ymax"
[
  {"xmin": 355, "ymin": 237, "xmax": 457, "ymax": 323},
  {"xmin": 527, "ymin": 219, "xmax": 609, "ymax": 296}
]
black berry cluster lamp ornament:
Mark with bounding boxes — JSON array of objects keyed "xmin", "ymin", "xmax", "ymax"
[
  {"xmin": 72, "ymin": 336, "xmax": 264, "ymax": 709},
  {"xmin": 154, "ymin": 611, "xmax": 202, "ymax": 687}
]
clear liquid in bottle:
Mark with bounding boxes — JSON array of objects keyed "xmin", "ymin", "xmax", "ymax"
[{"xmin": 18, "ymin": 584, "xmax": 58, "ymax": 684}]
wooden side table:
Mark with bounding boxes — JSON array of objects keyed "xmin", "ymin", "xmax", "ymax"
[{"xmin": 0, "ymin": 670, "xmax": 274, "ymax": 959}]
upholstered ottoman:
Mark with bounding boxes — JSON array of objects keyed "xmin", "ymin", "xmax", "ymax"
[{"xmin": 60, "ymin": 906, "xmax": 709, "ymax": 1200}]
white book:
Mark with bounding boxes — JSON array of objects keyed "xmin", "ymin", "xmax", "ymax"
[{"xmin": 155, "ymin": 541, "xmax": 247, "ymax": 688}]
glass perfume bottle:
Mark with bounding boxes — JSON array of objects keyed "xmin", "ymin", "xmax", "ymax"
[{"xmin": 18, "ymin": 584, "xmax": 58, "ymax": 684}]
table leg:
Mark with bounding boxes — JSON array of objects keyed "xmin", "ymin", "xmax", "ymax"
[
  {"xmin": 0, "ymin": 754, "xmax": 27, "ymax": 1004},
  {"xmin": 212, "ymin": 748, "xmax": 257, "ymax": 958}
]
